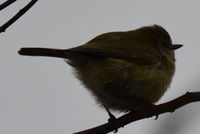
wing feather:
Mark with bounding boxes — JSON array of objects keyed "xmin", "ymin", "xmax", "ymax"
[{"xmin": 67, "ymin": 33, "xmax": 159, "ymax": 65}]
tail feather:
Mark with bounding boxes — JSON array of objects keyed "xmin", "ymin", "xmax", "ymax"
[{"xmin": 18, "ymin": 48, "xmax": 68, "ymax": 58}]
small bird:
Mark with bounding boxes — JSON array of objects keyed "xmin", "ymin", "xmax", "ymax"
[{"xmin": 19, "ymin": 25, "xmax": 182, "ymax": 116}]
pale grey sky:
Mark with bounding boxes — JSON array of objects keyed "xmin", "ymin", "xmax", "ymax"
[{"xmin": 1, "ymin": 0, "xmax": 200, "ymax": 134}]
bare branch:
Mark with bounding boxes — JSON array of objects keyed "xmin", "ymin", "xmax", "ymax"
[
  {"xmin": 0, "ymin": 0, "xmax": 38, "ymax": 33},
  {"xmin": 0, "ymin": 0, "xmax": 17, "ymax": 11},
  {"xmin": 74, "ymin": 92, "xmax": 200, "ymax": 134}
]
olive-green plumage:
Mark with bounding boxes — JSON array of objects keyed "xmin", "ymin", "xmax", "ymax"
[{"xmin": 19, "ymin": 25, "xmax": 182, "ymax": 112}]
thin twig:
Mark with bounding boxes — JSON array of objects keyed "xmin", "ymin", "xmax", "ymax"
[
  {"xmin": 74, "ymin": 92, "xmax": 200, "ymax": 134},
  {"xmin": 0, "ymin": 0, "xmax": 17, "ymax": 11},
  {"xmin": 0, "ymin": 0, "xmax": 38, "ymax": 33}
]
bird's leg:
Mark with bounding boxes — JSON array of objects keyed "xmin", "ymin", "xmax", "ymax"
[
  {"xmin": 104, "ymin": 106, "xmax": 117, "ymax": 122},
  {"xmin": 104, "ymin": 106, "xmax": 118, "ymax": 133}
]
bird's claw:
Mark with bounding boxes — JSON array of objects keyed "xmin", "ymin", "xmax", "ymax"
[
  {"xmin": 154, "ymin": 114, "xmax": 159, "ymax": 120},
  {"xmin": 107, "ymin": 115, "xmax": 118, "ymax": 133}
]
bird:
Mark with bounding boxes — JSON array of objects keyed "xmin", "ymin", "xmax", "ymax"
[{"xmin": 18, "ymin": 25, "xmax": 182, "ymax": 118}]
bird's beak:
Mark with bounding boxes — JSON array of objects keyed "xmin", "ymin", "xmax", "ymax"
[{"xmin": 170, "ymin": 44, "xmax": 183, "ymax": 50}]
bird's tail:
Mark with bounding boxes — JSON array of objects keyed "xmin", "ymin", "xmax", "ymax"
[{"xmin": 18, "ymin": 47, "xmax": 68, "ymax": 58}]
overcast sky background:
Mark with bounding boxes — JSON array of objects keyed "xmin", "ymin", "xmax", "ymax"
[{"xmin": 1, "ymin": 0, "xmax": 200, "ymax": 134}]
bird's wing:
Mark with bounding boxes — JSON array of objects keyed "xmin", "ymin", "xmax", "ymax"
[{"xmin": 67, "ymin": 32, "xmax": 159, "ymax": 65}]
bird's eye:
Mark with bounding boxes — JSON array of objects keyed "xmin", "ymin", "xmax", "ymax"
[{"xmin": 159, "ymin": 44, "xmax": 171, "ymax": 55}]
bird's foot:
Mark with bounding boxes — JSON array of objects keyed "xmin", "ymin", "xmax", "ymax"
[
  {"xmin": 104, "ymin": 107, "xmax": 118, "ymax": 133},
  {"xmin": 143, "ymin": 103, "xmax": 159, "ymax": 120}
]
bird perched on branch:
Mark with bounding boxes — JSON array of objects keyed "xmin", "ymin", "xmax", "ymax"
[{"xmin": 19, "ymin": 25, "xmax": 182, "ymax": 118}]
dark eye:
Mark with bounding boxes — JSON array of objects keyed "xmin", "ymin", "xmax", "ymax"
[{"xmin": 159, "ymin": 44, "xmax": 171, "ymax": 56}]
